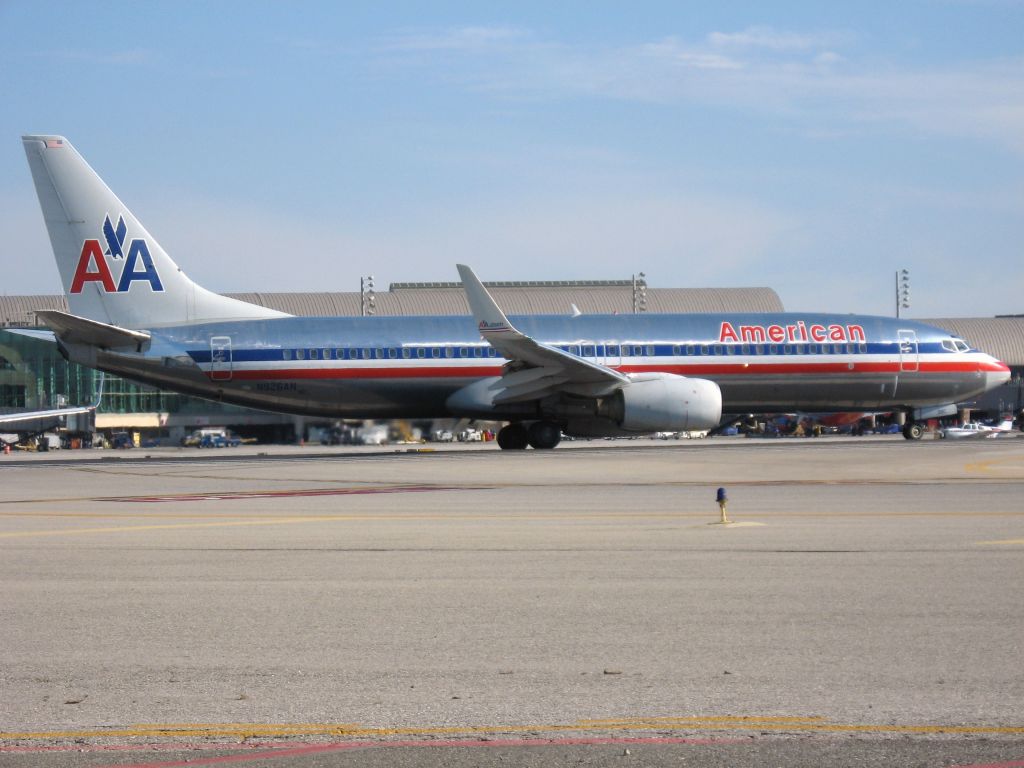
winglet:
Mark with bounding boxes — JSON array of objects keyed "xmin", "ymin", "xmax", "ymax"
[{"xmin": 456, "ymin": 264, "xmax": 522, "ymax": 340}]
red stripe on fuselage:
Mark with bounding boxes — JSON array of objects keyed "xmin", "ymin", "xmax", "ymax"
[{"xmin": 213, "ymin": 359, "xmax": 1001, "ymax": 382}]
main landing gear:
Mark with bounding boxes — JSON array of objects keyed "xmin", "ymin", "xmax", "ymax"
[
  {"xmin": 902, "ymin": 421, "xmax": 924, "ymax": 440},
  {"xmin": 497, "ymin": 421, "xmax": 562, "ymax": 450}
]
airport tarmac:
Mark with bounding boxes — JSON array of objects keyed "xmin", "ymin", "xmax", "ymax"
[{"xmin": 1, "ymin": 436, "xmax": 1022, "ymax": 767}]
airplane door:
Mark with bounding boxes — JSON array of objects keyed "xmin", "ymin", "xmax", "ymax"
[
  {"xmin": 210, "ymin": 336, "xmax": 233, "ymax": 381},
  {"xmin": 898, "ymin": 330, "xmax": 919, "ymax": 372}
]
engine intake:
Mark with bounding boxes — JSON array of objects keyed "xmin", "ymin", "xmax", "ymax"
[{"xmin": 603, "ymin": 374, "xmax": 722, "ymax": 433}]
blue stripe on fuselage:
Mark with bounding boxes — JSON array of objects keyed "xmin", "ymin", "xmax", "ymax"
[{"xmin": 157, "ymin": 312, "xmax": 968, "ymax": 361}]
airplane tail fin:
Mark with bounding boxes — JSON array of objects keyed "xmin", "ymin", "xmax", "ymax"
[{"xmin": 22, "ymin": 135, "xmax": 288, "ymax": 328}]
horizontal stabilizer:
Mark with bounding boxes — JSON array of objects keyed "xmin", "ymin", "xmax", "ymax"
[{"xmin": 35, "ymin": 310, "xmax": 151, "ymax": 351}]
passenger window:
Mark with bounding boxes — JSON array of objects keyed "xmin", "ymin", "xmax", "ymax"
[
  {"xmin": 487, "ymin": 348, "xmax": 496, "ymax": 357},
  {"xmin": 685, "ymin": 345, "xmax": 694, "ymax": 355},
  {"xmin": 459, "ymin": 347, "xmax": 469, "ymax": 358},
  {"xmin": 769, "ymin": 344, "xmax": 777, "ymax": 354},
  {"xmin": 645, "ymin": 345, "xmax": 654, "ymax": 357},
  {"xmin": 323, "ymin": 349, "xmax": 332, "ymax": 359},
  {"xmin": 417, "ymin": 348, "xmax": 426, "ymax": 359},
  {"xmin": 388, "ymin": 348, "xmax": 397, "ymax": 359},
  {"xmin": 608, "ymin": 345, "xmax": 620, "ymax": 356},
  {"xmin": 859, "ymin": 343, "xmax": 867, "ymax": 354},
  {"xmin": 584, "ymin": 345, "xmax": 596, "ymax": 357},
  {"xmin": 700, "ymin": 344, "xmax": 709, "ymax": 355},
  {"xmin": 672, "ymin": 345, "xmax": 680, "ymax": 355},
  {"xmin": 310, "ymin": 349, "xmax": 319, "ymax": 359},
  {"xmin": 401, "ymin": 348, "xmax": 411, "ymax": 359},
  {"xmin": 283, "ymin": 349, "xmax": 292, "ymax": 361},
  {"xmin": 756, "ymin": 345, "xmax": 764, "ymax": 355},
  {"xmin": 296, "ymin": 349, "xmax": 305, "ymax": 360},
  {"xmin": 444, "ymin": 347, "xmax": 454, "ymax": 358},
  {"xmin": 431, "ymin": 348, "xmax": 441, "ymax": 358},
  {"xmin": 741, "ymin": 345, "xmax": 750, "ymax": 355}
]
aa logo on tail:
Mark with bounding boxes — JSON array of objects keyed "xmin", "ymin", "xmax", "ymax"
[{"xmin": 70, "ymin": 214, "xmax": 164, "ymax": 294}]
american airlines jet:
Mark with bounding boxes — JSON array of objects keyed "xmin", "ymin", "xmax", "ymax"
[{"xmin": 19, "ymin": 135, "xmax": 1010, "ymax": 449}]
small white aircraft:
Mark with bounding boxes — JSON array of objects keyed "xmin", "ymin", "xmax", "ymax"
[{"xmin": 939, "ymin": 418, "xmax": 1015, "ymax": 439}]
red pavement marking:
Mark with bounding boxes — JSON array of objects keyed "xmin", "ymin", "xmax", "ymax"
[{"xmin": 107, "ymin": 485, "xmax": 463, "ymax": 503}]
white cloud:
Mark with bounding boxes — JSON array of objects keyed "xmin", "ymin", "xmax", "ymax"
[
  {"xmin": 640, "ymin": 40, "xmax": 743, "ymax": 71},
  {"xmin": 371, "ymin": 26, "xmax": 1024, "ymax": 155},
  {"xmin": 707, "ymin": 26, "xmax": 841, "ymax": 52},
  {"xmin": 382, "ymin": 26, "xmax": 531, "ymax": 53}
]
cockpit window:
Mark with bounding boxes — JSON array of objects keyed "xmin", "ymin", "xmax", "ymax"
[
  {"xmin": 941, "ymin": 339, "xmax": 956, "ymax": 352},
  {"xmin": 954, "ymin": 339, "xmax": 970, "ymax": 352}
]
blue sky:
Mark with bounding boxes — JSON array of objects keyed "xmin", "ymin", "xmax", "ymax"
[{"xmin": 1, "ymin": 1, "xmax": 1022, "ymax": 317}]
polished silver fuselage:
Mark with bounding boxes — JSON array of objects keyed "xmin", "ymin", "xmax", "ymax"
[{"xmin": 77, "ymin": 312, "xmax": 1010, "ymax": 420}]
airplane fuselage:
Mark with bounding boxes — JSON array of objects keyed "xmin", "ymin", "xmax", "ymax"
[{"xmin": 77, "ymin": 312, "xmax": 1008, "ymax": 423}]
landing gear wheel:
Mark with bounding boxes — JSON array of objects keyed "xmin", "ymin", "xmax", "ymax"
[
  {"xmin": 527, "ymin": 421, "xmax": 562, "ymax": 450},
  {"xmin": 902, "ymin": 422, "xmax": 924, "ymax": 440},
  {"xmin": 497, "ymin": 423, "xmax": 529, "ymax": 450}
]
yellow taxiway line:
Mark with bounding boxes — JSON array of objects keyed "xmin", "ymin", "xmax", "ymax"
[{"xmin": 4, "ymin": 716, "xmax": 1024, "ymax": 741}]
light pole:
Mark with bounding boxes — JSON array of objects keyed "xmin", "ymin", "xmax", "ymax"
[
  {"xmin": 632, "ymin": 272, "xmax": 647, "ymax": 314},
  {"xmin": 360, "ymin": 275, "xmax": 376, "ymax": 317},
  {"xmin": 895, "ymin": 269, "xmax": 910, "ymax": 319}
]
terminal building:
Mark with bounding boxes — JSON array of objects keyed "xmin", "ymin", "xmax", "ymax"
[{"xmin": 2, "ymin": 281, "xmax": 1021, "ymax": 444}]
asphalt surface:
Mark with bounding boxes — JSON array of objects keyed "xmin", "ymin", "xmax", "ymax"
[{"xmin": 1, "ymin": 435, "xmax": 1022, "ymax": 767}]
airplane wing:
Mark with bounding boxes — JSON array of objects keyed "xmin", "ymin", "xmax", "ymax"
[
  {"xmin": 457, "ymin": 264, "xmax": 629, "ymax": 404},
  {"xmin": 0, "ymin": 368, "xmax": 103, "ymax": 435},
  {"xmin": 0, "ymin": 405, "xmax": 94, "ymax": 427},
  {"xmin": 3, "ymin": 328, "xmax": 58, "ymax": 343}
]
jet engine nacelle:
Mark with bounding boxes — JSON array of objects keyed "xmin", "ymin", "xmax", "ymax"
[{"xmin": 607, "ymin": 374, "xmax": 722, "ymax": 433}]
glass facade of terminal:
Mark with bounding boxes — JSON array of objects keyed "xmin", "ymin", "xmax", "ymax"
[
  {"xmin": 1, "ymin": 329, "xmax": 98, "ymax": 410},
  {"xmin": 1, "ymin": 329, "xmax": 214, "ymax": 415}
]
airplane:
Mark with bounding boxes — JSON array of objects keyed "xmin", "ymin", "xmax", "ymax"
[
  {"xmin": 939, "ymin": 418, "xmax": 1015, "ymax": 439},
  {"xmin": 16, "ymin": 135, "xmax": 1012, "ymax": 450}
]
